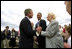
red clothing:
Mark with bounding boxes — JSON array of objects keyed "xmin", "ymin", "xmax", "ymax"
[{"xmin": 63, "ymin": 28, "xmax": 65, "ymax": 33}]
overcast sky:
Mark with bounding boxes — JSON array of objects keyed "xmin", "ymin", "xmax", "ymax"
[{"xmin": 1, "ymin": 1, "xmax": 71, "ymax": 31}]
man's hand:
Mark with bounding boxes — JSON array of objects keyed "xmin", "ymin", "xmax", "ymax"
[
  {"xmin": 31, "ymin": 22, "xmax": 34, "ymax": 28},
  {"xmin": 33, "ymin": 36, "xmax": 37, "ymax": 41}
]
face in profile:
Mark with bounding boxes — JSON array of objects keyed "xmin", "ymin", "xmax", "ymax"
[
  {"xmin": 47, "ymin": 14, "xmax": 52, "ymax": 21},
  {"xmin": 65, "ymin": 1, "xmax": 71, "ymax": 15},
  {"xmin": 37, "ymin": 13, "xmax": 42, "ymax": 20},
  {"xmin": 28, "ymin": 10, "xmax": 33, "ymax": 18}
]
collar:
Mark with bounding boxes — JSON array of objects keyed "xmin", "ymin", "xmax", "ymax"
[
  {"xmin": 51, "ymin": 19, "xmax": 55, "ymax": 22},
  {"xmin": 26, "ymin": 16, "xmax": 30, "ymax": 21},
  {"xmin": 38, "ymin": 19, "xmax": 41, "ymax": 22},
  {"xmin": 49, "ymin": 19, "xmax": 55, "ymax": 24}
]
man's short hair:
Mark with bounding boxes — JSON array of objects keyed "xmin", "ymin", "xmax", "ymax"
[
  {"xmin": 6, "ymin": 26, "xmax": 9, "ymax": 28},
  {"xmin": 24, "ymin": 8, "xmax": 32, "ymax": 16},
  {"xmin": 37, "ymin": 12, "xmax": 42, "ymax": 16}
]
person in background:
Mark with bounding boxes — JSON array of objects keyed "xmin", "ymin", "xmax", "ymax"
[
  {"xmin": 36, "ymin": 12, "xmax": 64, "ymax": 48},
  {"xmin": 10, "ymin": 28, "xmax": 16, "ymax": 48},
  {"xmin": 62, "ymin": 27, "xmax": 63, "ymax": 30},
  {"xmin": 2, "ymin": 26, "xmax": 11, "ymax": 48},
  {"xmin": 64, "ymin": 26, "xmax": 71, "ymax": 48},
  {"xmin": 1, "ymin": 31, "xmax": 4, "ymax": 48},
  {"xmin": 69, "ymin": 24, "xmax": 71, "ymax": 27},
  {"xmin": 62, "ymin": 25, "xmax": 68, "ymax": 42},
  {"xmin": 63, "ymin": 25, "xmax": 67, "ymax": 33},
  {"xmin": 59, "ymin": 25, "xmax": 63, "ymax": 35},
  {"xmin": 35, "ymin": 12, "xmax": 46, "ymax": 48},
  {"xmin": 65, "ymin": 1, "xmax": 71, "ymax": 15}
]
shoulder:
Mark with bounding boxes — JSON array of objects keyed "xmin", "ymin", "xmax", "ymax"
[
  {"xmin": 20, "ymin": 17, "xmax": 28, "ymax": 23},
  {"xmin": 41, "ymin": 19, "xmax": 46, "ymax": 21},
  {"xmin": 40, "ymin": 19, "xmax": 46, "ymax": 22},
  {"xmin": 50, "ymin": 20, "xmax": 59, "ymax": 27},
  {"xmin": 3, "ymin": 30, "xmax": 5, "ymax": 32},
  {"xmin": 52, "ymin": 20, "xmax": 58, "ymax": 25},
  {"xmin": 22, "ymin": 17, "xmax": 28, "ymax": 21}
]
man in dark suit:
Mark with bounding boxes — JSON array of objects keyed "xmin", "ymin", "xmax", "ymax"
[
  {"xmin": 19, "ymin": 8, "xmax": 36, "ymax": 48},
  {"xmin": 35, "ymin": 12, "xmax": 47, "ymax": 48}
]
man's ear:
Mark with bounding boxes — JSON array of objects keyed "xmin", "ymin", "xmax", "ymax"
[{"xmin": 27, "ymin": 13, "xmax": 29, "ymax": 16}]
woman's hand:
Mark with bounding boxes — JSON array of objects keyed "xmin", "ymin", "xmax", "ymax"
[{"xmin": 36, "ymin": 26, "xmax": 42, "ymax": 34}]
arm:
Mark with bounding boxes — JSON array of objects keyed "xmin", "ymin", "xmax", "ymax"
[
  {"xmin": 1, "ymin": 30, "xmax": 5, "ymax": 40},
  {"xmin": 64, "ymin": 42, "xmax": 71, "ymax": 48},
  {"xmin": 41, "ymin": 22, "xmax": 59, "ymax": 38}
]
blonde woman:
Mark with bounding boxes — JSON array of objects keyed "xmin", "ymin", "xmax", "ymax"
[{"xmin": 36, "ymin": 12, "xmax": 64, "ymax": 48}]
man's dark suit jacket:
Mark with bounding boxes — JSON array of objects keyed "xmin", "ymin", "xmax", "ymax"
[
  {"xmin": 19, "ymin": 17, "xmax": 36, "ymax": 48},
  {"xmin": 35, "ymin": 19, "xmax": 47, "ymax": 48}
]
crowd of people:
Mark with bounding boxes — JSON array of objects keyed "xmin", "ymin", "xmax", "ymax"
[
  {"xmin": 59, "ymin": 24, "xmax": 71, "ymax": 48},
  {"xmin": 1, "ymin": 23, "xmax": 71, "ymax": 48},
  {"xmin": 1, "ymin": 1, "xmax": 71, "ymax": 48},
  {"xmin": 1, "ymin": 26, "xmax": 19, "ymax": 48}
]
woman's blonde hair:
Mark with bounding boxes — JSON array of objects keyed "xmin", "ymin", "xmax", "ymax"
[{"xmin": 48, "ymin": 12, "xmax": 56, "ymax": 20}]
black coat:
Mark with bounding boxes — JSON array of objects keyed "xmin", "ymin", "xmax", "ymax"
[
  {"xmin": 35, "ymin": 19, "xmax": 47, "ymax": 48},
  {"xmin": 1, "ymin": 30, "xmax": 11, "ymax": 40},
  {"xmin": 19, "ymin": 17, "xmax": 36, "ymax": 48}
]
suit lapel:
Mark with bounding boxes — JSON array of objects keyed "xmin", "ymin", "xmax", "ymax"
[{"xmin": 25, "ymin": 17, "xmax": 32, "ymax": 28}]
